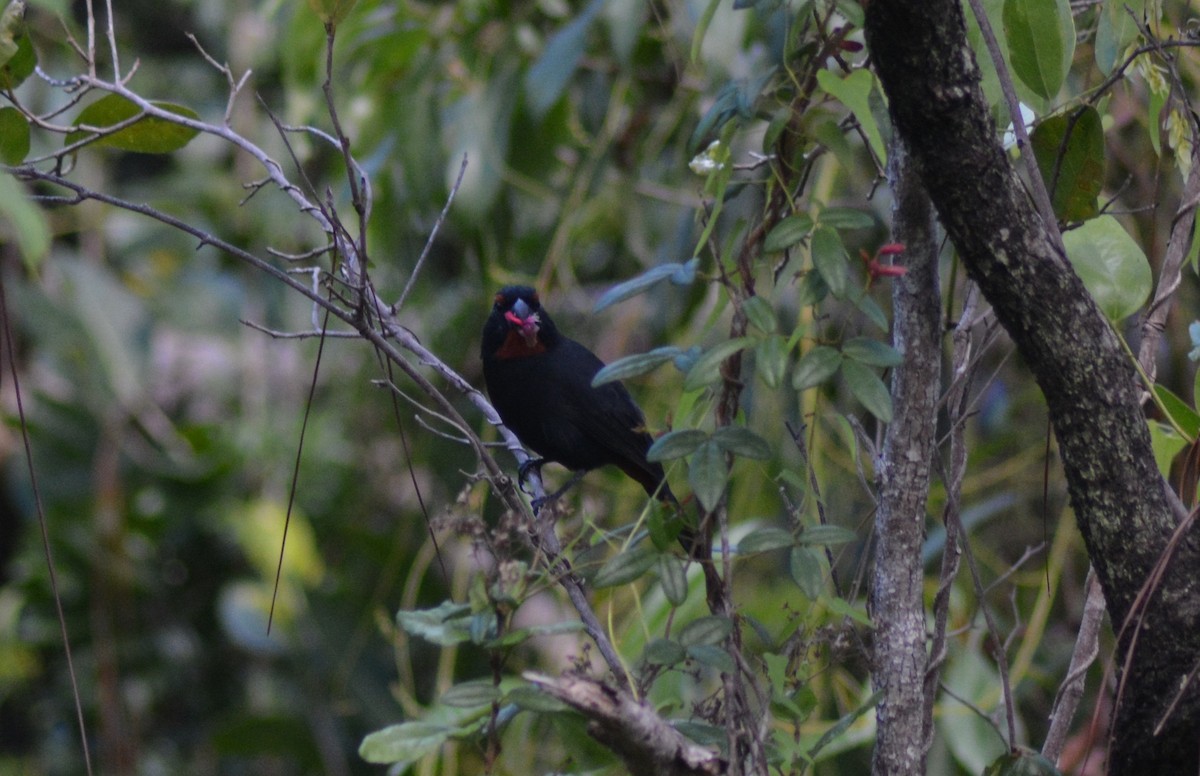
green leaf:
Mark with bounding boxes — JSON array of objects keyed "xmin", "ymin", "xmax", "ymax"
[
  {"xmin": 1095, "ymin": 0, "xmax": 1145, "ymax": 76},
  {"xmin": 594, "ymin": 260, "xmax": 696, "ymax": 312},
  {"xmin": 792, "ymin": 345, "xmax": 842, "ymax": 391},
  {"xmin": 0, "ymin": 106, "xmax": 28, "ymax": 164},
  {"xmin": 811, "ymin": 225, "xmax": 849, "ymax": 298},
  {"xmin": 0, "ymin": 0, "xmax": 24, "ymax": 68},
  {"xmin": 742, "ymin": 295, "xmax": 776, "ymax": 333},
  {"xmin": 815, "ymin": 69, "xmax": 887, "ymax": 164},
  {"xmin": 1031, "ymin": 107, "xmax": 1105, "ymax": 222},
  {"xmin": 67, "ymin": 94, "xmax": 201, "ymax": 153},
  {"xmin": 797, "ymin": 524, "xmax": 858, "ymax": 546},
  {"xmin": 686, "ymin": 644, "xmax": 735, "ymax": 673},
  {"xmin": 683, "ymin": 336, "xmax": 756, "ymax": 391},
  {"xmin": 817, "ymin": 207, "xmax": 877, "ymax": 231},
  {"xmin": 797, "ymin": 269, "xmax": 829, "ymax": 306},
  {"xmin": 0, "ymin": 173, "xmax": 49, "ymax": 269},
  {"xmin": 842, "ymin": 337, "xmax": 903, "ymax": 367},
  {"xmin": 658, "ymin": 553, "xmax": 688, "ymax": 606},
  {"xmin": 592, "ymin": 543, "xmax": 658, "ymax": 588},
  {"xmin": 524, "ymin": 0, "xmax": 604, "ymax": 117},
  {"xmin": 824, "ymin": 596, "xmax": 872, "ymax": 626},
  {"xmin": 738, "ymin": 526, "xmax": 796, "ymax": 554},
  {"xmin": 1153, "ymin": 384, "xmax": 1200, "ymax": 441},
  {"xmin": 644, "ymin": 637, "xmax": 687, "ymax": 666},
  {"xmin": 0, "ymin": 30, "xmax": 33, "ymax": 90},
  {"xmin": 505, "ymin": 686, "xmax": 568, "ymax": 713},
  {"xmin": 964, "ymin": 0, "xmax": 1008, "ymax": 107},
  {"xmin": 711, "ymin": 425, "xmax": 771, "ymax": 459},
  {"xmin": 1061, "ymin": 215, "xmax": 1152, "ymax": 322},
  {"xmin": 1003, "ymin": 0, "xmax": 1075, "ymax": 100},
  {"xmin": 755, "ymin": 334, "xmax": 788, "ymax": 389},
  {"xmin": 488, "ymin": 619, "xmax": 586, "ymax": 648},
  {"xmin": 677, "ymin": 615, "xmax": 733, "ymax": 647},
  {"xmin": 441, "ymin": 680, "xmax": 500, "ymax": 708},
  {"xmin": 789, "ymin": 547, "xmax": 823, "ymax": 598},
  {"xmin": 396, "ymin": 601, "xmax": 473, "ymax": 646},
  {"xmin": 360, "ymin": 714, "xmax": 484, "ymax": 765},
  {"xmin": 843, "ymin": 359, "xmax": 893, "ymax": 422},
  {"xmin": 688, "ymin": 440, "xmax": 728, "ymax": 512},
  {"xmin": 764, "ymin": 214, "xmax": 814, "ymax": 252},
  {"xmin": 593, "ymin": 346, "xmax": 683, "ymax": 386},
  {"xmin": 1148, "ymin": 422, "xmax": 1187, "ymax": 479},
  {"xmin": 647, "ymin": 428, "xmax": 709, "ymax": 462}
]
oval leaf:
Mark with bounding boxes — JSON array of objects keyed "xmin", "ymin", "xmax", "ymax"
[
  {"xmin": 524, "ymin": 0, "xmax": 604, "ymax": 117},
  {"xmin": 441, "ymin": 680, "xmax": 500, "ymax": 708},
  {"xmin": 792, "ymin": 345, "xmax": 842, "ymax": 391},
  {"xmin": 592, "ymin": 543, "xmax": 658, "ymax": 588},
  {"xmin": 738, "ymin": 526, "xmax": 796, "ymax": 554},
  {"xmin": 68, "ymin": 94, "xmax": 201, "ymax": 153},
  {"xmin": 686, "ymin": 643, "xmax": 735, "ymax": 673},
  {"xmin": 595, "ymin": 263, "xmax": 687, "ymax": 311},
  {"xmin": 811, "ymin": 225, "xmax": 849, "ymax": 298},
  {"xmin": 1061, "ymin": 215, "xmax": 1151, "ymax": 322},
  {"xmin": 817, "ymin": 206, "xmax": 877, "ymax": 231},
  {"xmin": 0, "ymin": 172, "xmax": 52, "ymax": 269},
  {"xmin": 593, "ymin": 346, "xmax": 682, "ymax": 386},
  {"xmin": 647, "ymin": 428, "xmax": 709, "ymax": 462},
  {"xmin": 658, "ymin": 554, "xmax": 688, "ymax": 606},
  {"xmin": 764, "ymin": 213, "xmax": 814, "ymax": 252},
  {"xmin": 644, "ymin": 638, "xmax": 687, "ymax": 666},
  {"xmin": 683, "ymin": 336, "xmax": 756, "ymax": 391},
  {"xmin": 755, "ymin": 334, "xmax": 788, "ymax": 389},
  {"xmin": 1003, "ymin": 0, "xmax": 1075, "ymax": 100},
  {"xmin": 742, "ymin": 295, "xmax": 776, "ymax": 333},
  {"xmin": 797, "ymin": 524, "xmax": 858, "ymax": 546},
  {"xmin": 1031, "ymin": 107, "xmax": 1105, "ymax": 222},
  {"xmin": 0, "ymin": 105, "xmax": 28, "ymax": 164},
  {"xmin": 688, "ymin": 440, "xmax": 727, "ymax": 512},
  {"xmin": 0, "ymin": 30, "xmax": 34, "ymax": 90},
  {"xmin": 842, "ymin": 336, "xmax": 903, "ymax": 368},
  {"xmin": 842, "ymin": 359, "xmax": 893, "ymax": 422},
  {"xmin": 711, "ymin": 425, "xmax": 771, "ymax": 459},
  {"xmin": 677, "ymin": 615, "xmax": 733, "ymax": 647},
  {"xmin": 789, "ymin": 547, "xmax": 823, "ymax": 598}
]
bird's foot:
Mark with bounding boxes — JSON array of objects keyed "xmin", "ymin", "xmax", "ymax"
[{"xmin": 516, "ymin": 458, "xmax": 546, "ymax": 495}]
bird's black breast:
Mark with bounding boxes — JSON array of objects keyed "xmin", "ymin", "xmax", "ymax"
[{"xmin": 483, "ymin": 338, "xmax": 653, "ymax": 474}]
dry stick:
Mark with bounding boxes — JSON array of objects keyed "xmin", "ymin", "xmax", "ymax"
[
  {"xmin": 923, "ymin": 284, "xmax": 979, "ymax": 754},
  {"xmin": 0, "ymin": 276, "xmax": 95, "ymax": 776},
  {"xmin": 1042, "ymin": 570, "xmax": 1104, "ymax": 762},
  {"xmin": 267, "ymin": 304, "xmax": 331, "ymax": 634},
  {"xmin": 955, "ymin": 503, "xmax": 1019, "ymax": 751}
]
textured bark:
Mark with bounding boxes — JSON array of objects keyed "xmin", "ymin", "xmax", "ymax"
[
  {"xmin": 524, "ymin": 673, "xmax": 724, "ymax": 776},
  {"xmin": 865, "ymin": 2, "xmax": 1200, "ymax": 772},
  {"xmin": 871, "ymin": 140, "xmax": 942, "ymax": 776}
]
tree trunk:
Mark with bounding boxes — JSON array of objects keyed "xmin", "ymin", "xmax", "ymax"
[{"xmin": 864, "ymin": 2, "xmax": 1200, "ymax": 772}]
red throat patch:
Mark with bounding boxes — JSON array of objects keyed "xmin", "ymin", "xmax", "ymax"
[{"xmin": 494, "ymin": 328, "xmax": 547, "ymax": 359}]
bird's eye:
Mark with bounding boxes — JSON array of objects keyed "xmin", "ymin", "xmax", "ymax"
[{"xmin": 494, "ymin": 292, "xmax": 505, "ymax": 307}]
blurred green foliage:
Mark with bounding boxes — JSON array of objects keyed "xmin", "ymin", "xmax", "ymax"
[{"xmin": 0, "ymin": 0, "xmax": 1198, "ymax": 774}]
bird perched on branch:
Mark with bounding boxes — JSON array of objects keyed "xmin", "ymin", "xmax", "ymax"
[{"xmin": 481, "ymin": 285, "xmax": 677, "ymax": 511}]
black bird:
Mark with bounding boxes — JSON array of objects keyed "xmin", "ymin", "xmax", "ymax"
[{"xmin": 481, "ymin": 285, "xmax": 676, "ymax": 508}]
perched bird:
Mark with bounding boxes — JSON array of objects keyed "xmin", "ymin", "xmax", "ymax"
[{"xmin": 481, "ymin": 285, "xmax": 676, "ymax": 509}]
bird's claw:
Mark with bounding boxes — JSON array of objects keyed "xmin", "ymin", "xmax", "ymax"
[{"xmin": 516, "ymin": 458, "xmax": 546, "ymax": 496}]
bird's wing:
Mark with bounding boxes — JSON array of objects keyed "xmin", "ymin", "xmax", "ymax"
[{"xmin": 553, "ymin": 339, "xmax": 664, "ymax": 484}]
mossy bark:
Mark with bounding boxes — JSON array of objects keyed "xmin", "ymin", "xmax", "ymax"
[{"xmin": 865, "ymin": 1, "xmax": 1200, "ymax": 772}]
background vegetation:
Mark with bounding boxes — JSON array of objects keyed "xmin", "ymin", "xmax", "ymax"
[{"xmin": 0, "ymin": 0, "xmax": 1197, "ymax": 773}]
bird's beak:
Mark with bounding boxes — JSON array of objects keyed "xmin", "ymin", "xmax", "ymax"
[{"xmin": 504, "ymin": 299, "xmax": 541, "ymax": 346}]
